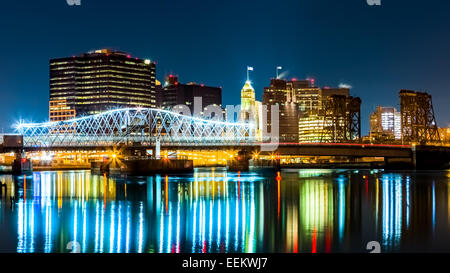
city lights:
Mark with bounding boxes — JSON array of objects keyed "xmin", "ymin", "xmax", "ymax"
[{"xmin": 1, "ymin": 0, "xmax": 450, "ymax": 265}]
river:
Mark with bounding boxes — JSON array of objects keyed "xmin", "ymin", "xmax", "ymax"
[{"xmin": 0, "ymin": 168, "xmax": 449, "ymax": 253}]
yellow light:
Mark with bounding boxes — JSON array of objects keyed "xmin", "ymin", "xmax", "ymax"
[{"xmin": 112, "ymin": 154, "xmax": 117, "ymax": 159}]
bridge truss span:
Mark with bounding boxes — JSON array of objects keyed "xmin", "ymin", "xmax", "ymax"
[{"xmin": 16, "ymin": 108, "xmax": 256, "ymax": 148}]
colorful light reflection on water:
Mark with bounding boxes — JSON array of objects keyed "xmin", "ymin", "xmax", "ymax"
[{"xmin": 0, "ymin": 168, "xmax": 450, "ymax": 253}]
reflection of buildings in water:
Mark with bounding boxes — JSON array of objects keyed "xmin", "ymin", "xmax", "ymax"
[
  {"xmin": 281, "ymin": 171, "xmax": 348, "ymax": 253},
  {"xmin": 298, "ymin": 179, "xmax": 334, "ymax": 253},
  {"xmin": 13, "ymin": 170, "xmax": 266, "ymax": 253},
  {"xmin": 337, "ymin": 177, "xmax": 346, "ymax": 243},
  {"xmin": 7, "ymin": 172, "xmax": 117, "ymax": 203},
  {"xmin": 158, "ymin": 172, "xmax": 262, "ymax": 253},
  {"xmin": 17, "ymin": 198, "xmax": 147, "ymax": 253},
  {"xmin": 379, "ymin": 174, "xmax": 411, "ymax": 250},
  {"xmin": 6, "ymin": 169, "xmax": 450, "ymax": 253},
  {"xmin": 15, "ymin": 172, "xmax": 143, "ymax": 253}
]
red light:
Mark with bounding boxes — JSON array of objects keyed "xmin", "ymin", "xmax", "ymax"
[
  {"xmin": 312, "ymin": 229, "xmax": 317, "ymax": 253},
  {"xmin": 292, "ymin": 78, "xmax": 297, "ymax": 81},
  {"xmin": 127, "ymin": 55, "xmax": 131, "ymax": 58},
  {"xmin": 201, "ymin": 84, "xmax": 204, "ymax": 87}
]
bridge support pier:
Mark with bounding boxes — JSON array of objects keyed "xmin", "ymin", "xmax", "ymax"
[
  {"xmin": 0, "ymin": 182, "xmax": 7, "ymax": 196},
  {"xmin": 12, "ymin": 150, "xmax": 33, "ymax": 175},
  {"xmin": 384, "ymin": 157, "xmax": 414, "ymax": 170},
  {"xmin": 412, "ymin": 145, "xmax": 450, "ymax": 170}
]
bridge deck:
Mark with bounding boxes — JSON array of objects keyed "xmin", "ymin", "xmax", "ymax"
[{"xmin": 0, "ymin": 142, "xmax": 415, "ymax": 158}]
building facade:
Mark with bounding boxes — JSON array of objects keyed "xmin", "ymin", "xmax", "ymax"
[
  {"xmin": 156, "ymin": 75, "xmax": 222, "ymax": 114},
  {"xmin": 50, "ymin": 49, "xmax": 156, "ymax": 118},
  {"xmin": 239, "ymin": 80, "xmax": 263, "ymax": 140},
  {"xmin": 263, "ymin": 79, "xmax": 300, "ymax": 143},
  {"xmin": 369, "ymin": 106, "xmax": 402, "ymax": 142},
  {"xmin": 298, "ymin": 95, "xmax": 361, "ymax": 143},
  {"xmin": 49, "ymin": 99, "xmax": 76, "ymax": 122},
  {"xmin": 241, "ymin": 80, "xmax": 257, "ymax": 122},
  {"xmin": 263, "ymin": 77, "xmax": 355, "ymax": 143}
]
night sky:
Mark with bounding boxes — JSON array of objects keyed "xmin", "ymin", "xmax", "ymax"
[{"xmin": 1, "ymin": 0, "xmax": 450, "ymax": 134}]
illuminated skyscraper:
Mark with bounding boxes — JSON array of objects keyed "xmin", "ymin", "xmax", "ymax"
[
  {"xmin": 298, "ymin": 95, "xmax": 361, "ymax": 143},
  {"xmin": 240, "ymin": 80, "xmax": 256, "ymax": 122},
  {"xmin": 370, "ymin": 106, "xmax": 402, "ymax": 141},
  {"xmin": 263, "ymin": 77, "xmax": 352, "ymax": 143},
  {"xmin": 49, "ymin": 49, "xmax": 156, "ymax": 117},
  {"xmin": 263, "ymin": 79, "xmax": 300, "ymax": 143},
  {"xmin": 240, "ymin": 76, "xmax": 263, "ymax": 140}
]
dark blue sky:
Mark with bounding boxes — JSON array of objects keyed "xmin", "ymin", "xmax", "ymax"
[{"xmin": 1, "ymin": 0, "xmax": 450, "ymax": 134}]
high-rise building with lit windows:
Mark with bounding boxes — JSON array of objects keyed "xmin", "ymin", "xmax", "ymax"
[
  {"xmin": 263, "ymin": 79, "xmax": 300, "ymax": 143},
  {"xmin": 49, "ymin": 99, "xmax": 76, "ymax": 122},
  {"xmin": 49, "ymin": 49, "xmax": 156, "ymax": 117},
  {"xmin": 241, "ymin": 80, "xmax": 257, "ymax": 121},
  {"xmin": 262, "ymin": 78, "xmax": 351, "ymax": 143},
  {"xmin": 370, "ymin": 106, "xmax": 402, "ymax": 141}
]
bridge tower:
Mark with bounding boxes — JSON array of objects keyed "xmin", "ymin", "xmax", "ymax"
[
  {"xmin": 321, "ymin": 95, "xmax": 361, "ymax": 143},
  {"xmin": 400, "ymin": 90, "xmax": 440, "ymax": 144}
]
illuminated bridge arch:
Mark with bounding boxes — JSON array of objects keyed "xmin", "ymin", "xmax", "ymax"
[{"xmin": 16, "ymin": 108, "xmax": 256, "ymax": 148}]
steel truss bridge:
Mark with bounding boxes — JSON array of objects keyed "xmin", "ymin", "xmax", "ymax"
[{"xmin": 16, "ymin": 108, "xmax": 256, "ymax": 148}]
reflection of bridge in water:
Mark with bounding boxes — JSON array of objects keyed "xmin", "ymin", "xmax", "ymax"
[{"xmin": 0, "ymin": 169, "xmax": 446, "ymax": 253}]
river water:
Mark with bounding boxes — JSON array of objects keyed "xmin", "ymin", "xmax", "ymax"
[{"xmin": 0, "ymin": 168, "xmax": 449, "ymax": 253}]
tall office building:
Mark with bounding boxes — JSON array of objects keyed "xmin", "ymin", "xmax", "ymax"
[
  {"xmin": 241, "ymin": 80, "xmax": 256, "ymax": 121},
  {"xmin": 240, "ymin": 79, "xmax": 263, "ymax": 140},
  {"xmin": 263, "ymin": 79, "xmax": 300, "ymax": 143},
  {"xmin": 156, "ymin": 75, "xmax": 222, "ymax": 114},
  {"xmin": 50, "ymin": 49, "xmax": 156, "ymax": 118},
  {"xmin": 297, "ymin": 85, "xmax": 359, "ymax": 143},
  {"xmin": 262, "ymin": 78, "xmax": 352, "ymax": 143},
  {"xmin": 370, "ymin": 106, "xmax": 402, "ymax": 141}
]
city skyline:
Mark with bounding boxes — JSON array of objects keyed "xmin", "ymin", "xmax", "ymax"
[
  {"xmin": 2, "ymin": 0, "xmax": 450, "ymax": 259},
  {"xmin": 1, "ymin": 0, "xmax": 450, "ymax": 135}
]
